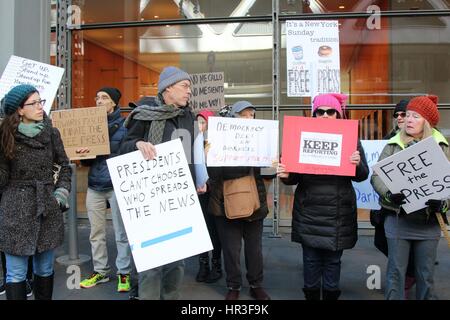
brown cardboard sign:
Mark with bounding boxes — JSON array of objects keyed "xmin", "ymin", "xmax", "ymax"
[{"xmin": 51, "ymin": 106, "xmax": 110, "ymax": 160}]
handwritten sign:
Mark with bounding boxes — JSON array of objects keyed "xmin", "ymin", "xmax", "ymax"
[
  {"xmin": 282, "ymin": 116, "xmax": 358, "ymax": 176},
  {"xmin": 207, "ymin": 117, "xmax": 279, "ymax": 167},
  {"xmin": 0, "ymin": 55, "xmax": 64, "ymax": 114},
  {"xmin": 190, "ymin": 72, "xmax": 224, "ymax": 111},
  {"xmin": 372, "ymin": 137, "xmax": 450, "ymax": 214},
  {"xmin": 51, "ymin": 106, "xmax": 110, "ymax": 160},
  {"xmin": 286, "ymin": 20, "xmax": 340, "ymax": 97},
  {"xmin": 107, "ymin": 139, "xmax": 212, "ymax": 272},
  {"xmin": 352, "ymin": 140, "xmax": 388, "ymax": 209}
]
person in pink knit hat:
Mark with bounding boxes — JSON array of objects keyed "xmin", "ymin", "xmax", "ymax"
[
  {"xmin": 194, "ymin": 110, "xmax": 223, "ymax": 284},
  {"xmin": 278, "ymin": 93, "xmax": 369, "ymax": 300},
  {"xmin": 311, "ymin": 93, "xmax": 347, "ymax": 118}
]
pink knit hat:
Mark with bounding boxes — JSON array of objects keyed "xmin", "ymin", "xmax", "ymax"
[
  {"xmin": 197, "ymin": 110, "xmax": 215, "ymax": 123},
  {"xmin": 312, "ymin": 93, "xmax": 348, "ymax": 118}
]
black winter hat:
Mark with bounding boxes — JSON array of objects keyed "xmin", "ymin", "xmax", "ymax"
[
  {"xmin": 97, "ymin": 87, "xmax": 122, "ymax": 106},
  {"xmin": 394, "ymin": 99, "xmax": 408, "ymax": 114}
]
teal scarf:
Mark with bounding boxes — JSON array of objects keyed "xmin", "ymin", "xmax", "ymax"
[{"xmin": 18, "ymin": 121, "xmax": 45, "ymax": 138}]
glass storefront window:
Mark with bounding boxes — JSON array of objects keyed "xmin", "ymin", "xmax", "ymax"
[
  {"xmin": 281, "ymin": 16, "xmax": 450, "ymax": 107},
  {"xmin": 280, "ymin": 0, "xmax": 450, "ymax": 15},
  {"xmin": 71, "ymin": 0, "xmax": 272, "ymax": 25}
]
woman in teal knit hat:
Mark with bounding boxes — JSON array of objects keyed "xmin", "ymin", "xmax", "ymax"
[{"xmin": 0, "ymin": 84, "xmax": 72, "ymax": 300}]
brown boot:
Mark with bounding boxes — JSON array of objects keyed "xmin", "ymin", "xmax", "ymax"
[
  {"xmin": 249, "ymin": 287, "xmax": 271, "ymax": 300},
  {"xmin": 225, "ymin": 289, "xmax": 240, "ymax": 300}
]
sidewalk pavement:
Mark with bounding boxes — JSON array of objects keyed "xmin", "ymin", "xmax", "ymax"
[{"xmin": 1, "ymin": 221, "xmax": 450, "ymax": 300}]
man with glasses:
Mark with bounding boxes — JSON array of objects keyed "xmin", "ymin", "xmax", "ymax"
[
  {"xmin": 78, "ymin": 87, "xmax": 132, "ymax": 293},
  {"xmin": 120, "ymin": 66, "xmax": 199, "ymax": 300}
]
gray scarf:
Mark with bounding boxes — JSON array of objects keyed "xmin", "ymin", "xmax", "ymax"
[{"xmin": 124, "ymin": 104, "xmax": 183, "ymax": 144}]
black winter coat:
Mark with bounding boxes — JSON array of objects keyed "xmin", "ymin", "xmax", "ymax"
[
  {"xmin": 0, "ymin": 118, "xmax": 72, "ymax": 255},
  {"xmin": 207, "ymin": 166, "xmax": 269, "ymax": 221},
  {"xmin": 81, "ymin": 107, "xmax": 127, "ymax": 191},
  {"xmin": 119, "ymin": 103, "xmax": 196, "ymax": 182},
  {"xmin": 282, "ymin": 140, "xmax": 369, "ymax": 251}
]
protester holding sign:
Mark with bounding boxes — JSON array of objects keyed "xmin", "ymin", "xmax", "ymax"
[
  {"xmin": 195, "ymin": 110, "xmax": 223, "ymax": 284},
  {"xmin": 120, "ymin": 66, "xmax": 198, "ymax": 300},
  {"xmin": 0, "ymin": 84, "xmax": 72, "ymax": 300},
  {"xmin": 370, "ymin": 99, "xmax": 417, "ymax": 298},
  {"xmin": 208, "ymin": 101, "xmax": 271, "ymax": 301},
  {"xmin": 371, "ymin": 95, "xmax": 449, "ymax": 300},
  {"xmin": 77, "ymin": 87, "xmax": 132, "ymax": 293},
  {"xmin": 278, "ymin": 93, "xmax": 369, "ymax": 300}
]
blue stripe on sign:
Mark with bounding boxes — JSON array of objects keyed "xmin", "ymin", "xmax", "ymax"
[{"xmin": 141, "ymin": 227, "xmax": 193, "ymax": 248}]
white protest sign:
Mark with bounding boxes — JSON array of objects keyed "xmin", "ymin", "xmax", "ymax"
[
  {"xmin": 0, "ymin": 55, "xmax": 64, "ymax": 114},
  {"xmin": 286, "ymin": 20, "xmax": 340, "ymax": 97},
  {"xmin": 299, "ymin": 132, "xmax": 343, "ymax": 166},
  {"xmin": 190, "ymin": 72, "xmax": 225, "ymax": 111},
  {"xmin": 107, "ymin": 139, "xmax": 212, "ymax": 272},
  {"xmin": 372, "ymin": 136, "xmax": 450, "ymax": 214},
  {"xmin": 207, "ymin": 117, "xmax": 279, "ymax": 167},
  {"xmin": 352, "ymin": 140, "xmax": 388, "ymax": 209}
]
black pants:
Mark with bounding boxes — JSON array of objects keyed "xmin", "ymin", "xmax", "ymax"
[
  {"xmin": 1, "ymin": 251, "xmax": 33, "ymax": 282},
  {"xmin": 215, "ymin": 216, "xmax": 264, "ymax": 289},
  {"xmin": 198, "ymin": 193, "xmax": 222, "ymax": 260}
]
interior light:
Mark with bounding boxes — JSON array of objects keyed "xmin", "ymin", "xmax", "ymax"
[
  {"xmin": 338, "ymin": 5, "xmax": 345, "ymax": 9},
  {"xmin": 154, "ymin": 15, "xmax": 159, "ymax": 18}
]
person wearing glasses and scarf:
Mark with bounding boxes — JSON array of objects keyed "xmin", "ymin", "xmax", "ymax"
[
  {"xmin": 278, "ymin": 93, "xmax": 369, "ymax": 300},
  {"xmin": 0, "ymin": 84, "xmax": 71, "ymax": 300}
]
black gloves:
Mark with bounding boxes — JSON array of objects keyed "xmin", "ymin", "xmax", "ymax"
[
  {"xmin": 425, "ymin": 199, "xmax": 445, "ymax": 213},
  {"xmin": 425, "ymin": 199, "xmax": 448, "ymax": 225},
  {"xmin": 386, "ymin": 191, "xmax": 406, "ymax": 206}
]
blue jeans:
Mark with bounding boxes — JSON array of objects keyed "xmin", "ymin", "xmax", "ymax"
[
  {"xmin": 385, "ymin": 238, "xmax": 438, "ymax": 300},
  {"xmin": 5, "ymin": 250, "xmax": 54, "ymax": 283},
  {"xmin": 138, "ymin": 260, "xmax": 184, "ymax": 300},
  {"xmin": 302, "ymin": 245, "xmax": 343, "ymax": 290}
]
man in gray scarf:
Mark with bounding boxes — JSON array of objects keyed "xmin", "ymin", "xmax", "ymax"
[{"xmin": 120, "ymin": 66, "xmax": 200, "ymax": 300}]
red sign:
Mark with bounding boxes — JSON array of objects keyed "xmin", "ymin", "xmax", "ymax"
[{"xmin": 281, "ymin": 116, "xmax": 359, "ymax": 176}]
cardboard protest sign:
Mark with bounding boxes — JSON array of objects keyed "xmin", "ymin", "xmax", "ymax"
[
  {"xmin": 107, "ymin": 139, "xmax": 212, "ymax": 272},
  {"xmin": 190, "ymin": 72, "xmax": 224, "ymax": 111},
  {"xmin": 372, "ymin": 136, "xmax": 450, "ymax": 214},
  {"xmin": 281, "ymin": 116, "xmax": 358, "ymax": 176},
  {"xmin": 352, "ymin": 140, "xmax": 388, "ymax": 209},
  {"xmin": 286, "ymin": 20, "xmax": 340, "ymax": 97},
  {"xmin": 0, "ymin": 55, "xmax": 64, "ymax": 114},
  {"xmin": 51, "ymin": 106, "xmax": 110, "ymax": 160},
  {"xmin": 207, "ymin": 117, "xmax": 279, "ymax": 167}
]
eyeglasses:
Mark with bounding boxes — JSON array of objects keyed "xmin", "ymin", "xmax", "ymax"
[
  {"xmin": 315, "ymin": 108, "xmax": 337, "ymax": 116},
  {"xmin": 95, "ymin": 95, "xmax": 111, "ymax": 102},
  {"xmin": 23, "ymin": 99, "xmax": 46, "ymax": 108},
  {"xmin": 393, "ymin": 112, "xmax": 406, "ymax": 118}
]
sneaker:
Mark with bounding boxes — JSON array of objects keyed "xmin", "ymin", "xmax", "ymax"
[
  {"xmin": 26, "ymin": 280, "xmax": 33, "ymax": 297},
  {"xmin": 0, "ymin": 283, "xmax": 5, "ymax": 295},
  {"xmin": 80, "ymin": 272, "xmax": 110, "ymax": 289},
  {"xmin": 117, "ymin": 274, "xmax": 131, "ymax": 292}
]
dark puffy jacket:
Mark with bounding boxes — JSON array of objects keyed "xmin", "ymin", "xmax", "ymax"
[
  {"xmin": 208, "ymin": 166, "xmax": 269, "ymax": 221},
  {"xmin": 282, "ymin": 140, "xmax": 369, "ymax": 251},
  {"xmin": 82, "ymin": 107, "xmax": 127, "ymax": 191}
]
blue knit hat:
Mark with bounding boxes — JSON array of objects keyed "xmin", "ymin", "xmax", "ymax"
[
  {"xmin": 3, "ymin": 84, "xmax": 38, "ymax": 115},
  {"xmin": 230, "ymin": 100, "xmax": 255, "ymax": 117},
  {"xmin": 158, "ymin": 66, "xmax": 191, "ymax": 94}
]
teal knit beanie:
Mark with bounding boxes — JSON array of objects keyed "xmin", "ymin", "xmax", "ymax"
[{"xmin": 4, "ymin": 84, "xmax": 38, "ymax": 115}]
